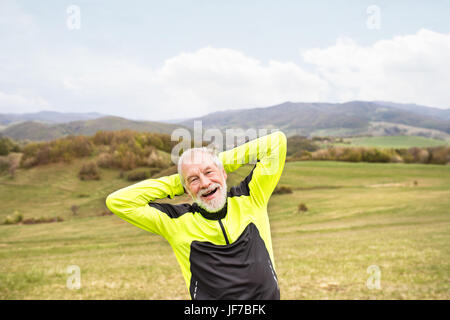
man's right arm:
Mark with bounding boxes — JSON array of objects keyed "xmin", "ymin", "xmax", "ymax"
[
  {"xmin": 106, "ymin": 174, "xmax": 184, "ymax": 235},
  {"xmin": 218, "ymin": 131, "xmax": 287, "ymax": 207}
]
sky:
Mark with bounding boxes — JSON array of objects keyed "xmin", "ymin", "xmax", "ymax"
[{"xmin": 0, "ymin": 0, "xmax": 449, "ymax": 121}]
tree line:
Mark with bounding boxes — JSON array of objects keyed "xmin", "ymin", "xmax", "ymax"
[{"xmin": 0, "ymin": 133, "xmax": 449, "ymax": 180}]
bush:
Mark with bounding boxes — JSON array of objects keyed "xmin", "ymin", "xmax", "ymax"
[
  {"xmin": 408, "ymin": 147, "xmax": 430, "ymax": 164},
  {"xmin": 70, "ymin": 205, "xmax": 79, "ymax": 215},
  {"xmin": 298, "ymin": 203, "xmax": 308, "ymax": 213},
  {"xmin": 0, "ymin": 137, "xmax": 20, "ymax": 155},
  {"xmin": 340, "ymin": 147, "xmax": 362, "ymax": 162},
  {"xmin": 78, "ymin": 161, "xmax": 100, "ymax": 180},
  {"xmin": 3, "ymin": 211, "xmax": 23, "ymax": 225},
  {"xmin": 96, "ymin": 152, "xmax": 114, "ymax": 168},
  {"xmin": 0, "ymin": 157, "xmax": 10, "ymax": 173},
  {"xmin": 287, "ymin": 136, "xmax": 320, "ymax": 157},
  {"xmin": 19, "ymin": 130, "xmax": 175, "ymax": 170},
  {"xmin": 273, "ymin": 185, "xmax": 293, "ymax": 195},
  {"xmin": 21, "ymin": 216, "xmax": 64, "ymax": 224},
  {"xmin": 428, "ymin": 146, "xmax": 450, "ymax": 165},
  {"xmin": 126, "ymin": 168, "xmax": 151, "ymax": 181},
  {"xmin": 21, "ymin": 135, "xmax": 93, "ymax": 167}
]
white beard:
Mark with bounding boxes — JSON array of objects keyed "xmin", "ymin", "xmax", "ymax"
[{"xmin": 194, "ymin": 182, "xmax": 227, "ymax": 213}]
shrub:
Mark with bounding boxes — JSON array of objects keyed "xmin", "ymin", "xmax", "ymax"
[
  {"xmin": 0, "ymin": 137, "xmax": 20, "ymax": 155},
  {"xmin": 340, "ymin": 147, "xmax": 362, "ymax": 162},
  {"xmin": 428, "ymin": 146, "xmax": 450, "ymax": 165},
  {"xmin": 287, "ymin": 136, "xmax": 320, "ymax": 157},
  {"xmin": 21, "ymin": 135, "xmax": 93, "ymax": 167},
  {"xmin": 126, "ymin": 168, "xmax": 151, "ymax": 181},
  {"xmin": 298, "ymin": 203, "xmax": 308, "ymax": 213},
  {"xmin": 21, "ymin": 216, "xmax": 64, "ymax": 224},
  {"xmin": 19, "ymin": 130, "xmax": 175, "ymax": 170},
  {"xmin": 273, "ymin": 185, "xmax": 293, "ymax": 195},
  {"xmin": 78, "ymin": 161, "xmax": 100, "ymax": 180},
  {"xmin": 3, "ymin": 211, "xmax": 23, "ymax": 225},
  {"xmin": 408, "ymin": 147, "xmax": 430, "ymax": 164},
  {"xmin": 70, "ymin": 205, "xmax": 79, "ymax": 215},
  {"xmin": 96, "ymin": 152, "xmax": 114, "ymax": 168},
  {"xmin": 0, "ymin": 156, "xmax": 10, "ymax": 173}
]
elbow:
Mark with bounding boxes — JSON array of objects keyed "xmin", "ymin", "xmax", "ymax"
[
  {"xmin": 277, "ymin": 130, "xmax": 287, "ymax": 144},
  {"xmin": 274, "ymin": 130, "xmax": 287, "ymax": 149},
  {"xmin": 105, "ymin": 192, "xmax": 119, "ymax": 214},
  {"xmin": 275, "ymin": 131, "xmax": 287, "ymax": 159}
]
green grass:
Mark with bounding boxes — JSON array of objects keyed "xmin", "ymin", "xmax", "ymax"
[
  {"xmin": 0, "ymin": 161, "xmax": 449, "ymax": 299},
  {"xmin": 333, "ymin": 135, "xmax": 449, "ymax": 149}
]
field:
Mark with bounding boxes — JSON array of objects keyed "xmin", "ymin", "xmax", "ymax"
[{"xmin": 0, "ymin": 160, "xmax": 449, "ymax": 299}]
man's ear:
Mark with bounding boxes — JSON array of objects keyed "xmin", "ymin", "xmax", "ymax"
[{"xmin": 222, "ymin": 167, "xmax": 227, "ymax": 180}]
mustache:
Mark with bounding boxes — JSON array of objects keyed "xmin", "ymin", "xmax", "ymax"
[{"xmin": 197, "ymin": 183, "xmax": 221, "ymax": 197}]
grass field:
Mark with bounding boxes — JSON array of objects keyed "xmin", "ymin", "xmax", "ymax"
[
  {"xmin": 333, "ymin": 135, "xmax": 449, "ymax": 149},
  {"xmin": 0, "ymin": 160, "xmax": 449, "ymax": 299}
]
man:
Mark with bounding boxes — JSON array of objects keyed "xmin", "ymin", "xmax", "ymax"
[{"xmin": 106, "ymin": 131, "xmax": 287, "ymax": 299}]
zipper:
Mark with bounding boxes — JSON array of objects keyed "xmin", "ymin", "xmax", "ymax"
[{"xmin": 217, "ymin": 219, "xmax": 230, "ymax": 245}]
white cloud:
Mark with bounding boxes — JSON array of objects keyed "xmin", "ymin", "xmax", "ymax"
[
  {"xmin": 153, "ymin": 47, "xmax": 328, "ymax": 117},
  {"xmin": 303, "ymin": 29, "xmax": 450, "ymax": 108},
  {"xmin": 41, "ymin": 46, "xmax": 328, "ymax": 120}
]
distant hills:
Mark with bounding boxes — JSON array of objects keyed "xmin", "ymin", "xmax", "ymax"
[
  {"xmin": 179, "ymin": 101, "xmax": 450, "ymax": 140},
  {"xmin": 0, "ymin": 115, "xmax": 188, "ymax": 141},
  {"xmin": 0, "ymin": 110, "xmax": 105, "ymax": 126},
  {"xmin": 1, "ymin": 101, "xmax": 449, "ymax": 142}
]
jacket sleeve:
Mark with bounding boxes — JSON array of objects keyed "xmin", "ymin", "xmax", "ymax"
[
  {"xmin": 219, "ymin": 131, "xmax": 287, "ymax": 207},
  {"xmin": 105, "ymin": 174, "xmax": 185, "ymax": 236}
]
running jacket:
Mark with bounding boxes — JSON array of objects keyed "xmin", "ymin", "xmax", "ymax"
[{"xmin": 106, "ymin": 131, "xmax": 287, "ymax": 300}]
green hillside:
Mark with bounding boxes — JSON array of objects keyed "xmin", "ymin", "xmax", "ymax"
[{"xmin": 0, "ymin": 160, "xmax": 449, "ymax": 299}]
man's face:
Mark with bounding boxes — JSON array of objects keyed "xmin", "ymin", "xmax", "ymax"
[{"xmin": 182, "ymin": 152, "xmax": 228, "ymax": 213}]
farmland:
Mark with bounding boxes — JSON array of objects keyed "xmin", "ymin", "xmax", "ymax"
[{"xmin": 1, "ymin": 160, "xmax": 449, "ymax": 299}]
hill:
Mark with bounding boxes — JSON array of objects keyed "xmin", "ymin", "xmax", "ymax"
[
  {"xmin": 179, "ymin": 101, "xmax": 450, "ymax": 139},
  {"xmin": 373, "ymin": 101, "xmax": 450, "ymax": 121},
  {"xmin": 1, "ymin": 116, "xmax": 189, "ymax": 141},
  {"xmin": 0, "ymin": 110, "xmax": 105, "ymax": 126}
]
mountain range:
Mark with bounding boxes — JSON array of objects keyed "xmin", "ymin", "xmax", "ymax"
[
  {"xmin": 0, "ymin": 115, "xmax": 186, "ymax": 141},
  {"xmin": 179, "ymin": 101, "xmax": 450, "ymax": 140},
  {"xmin": 0, "ymin": 111, "xmax": 104, "ymax": 127},
  {"xmin": 1, "ymin": 101, "xmax": 449, "ymax": 141}
]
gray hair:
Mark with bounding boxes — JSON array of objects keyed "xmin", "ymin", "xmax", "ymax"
[{"xmin": 177, "ymin": 147, "xmax": 223, "ymax": 187}]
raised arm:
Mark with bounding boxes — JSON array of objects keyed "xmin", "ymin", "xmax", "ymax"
[
  {"xmin": 106, "ymin": 174, "xmax": 184, "ymax": 235},
  {"xmin": 219, "ymin": 131, "xmax": 287, "ymax": 207}
]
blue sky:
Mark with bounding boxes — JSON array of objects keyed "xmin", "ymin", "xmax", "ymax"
[{"xmin": 1, "ymin": 0, "xmax": 449, "ymax": 120}]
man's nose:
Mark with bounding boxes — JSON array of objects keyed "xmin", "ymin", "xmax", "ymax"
[{"xmin": 198, "ymin": 174, "xmax": 211, "ymax": 189}]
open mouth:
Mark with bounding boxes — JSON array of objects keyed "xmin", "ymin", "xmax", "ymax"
[{"xmin": 201, "ymin": 187, "xmax": 218, "ymax": 199}]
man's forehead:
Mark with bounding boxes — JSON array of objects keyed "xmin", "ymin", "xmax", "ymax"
[
  {"xmin": 182, "ymin": 152, "xmax": 217, "ymax": 174},
  {"xmin": 182, "ymin": 150, "xmax": 215, "ymax": 165}
]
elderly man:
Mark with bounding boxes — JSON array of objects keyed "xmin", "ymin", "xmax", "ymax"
[{"xmin": 106, "ymin": 131, "xmax": 287, "ymax": 300}]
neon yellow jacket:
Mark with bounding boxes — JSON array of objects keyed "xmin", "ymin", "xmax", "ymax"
[{"xmin": 106, "ymin": 131, "xmax": 287, "ymax": 299}]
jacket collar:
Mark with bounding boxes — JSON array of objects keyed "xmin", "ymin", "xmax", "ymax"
[{"xmin": 192, "ymin": 201, "xmax": 228, "ymax": 220}]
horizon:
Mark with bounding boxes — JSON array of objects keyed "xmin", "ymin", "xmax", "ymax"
[{"xmin": 1, "ymin": 99, "xmax": 450, "ymax": 123}]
